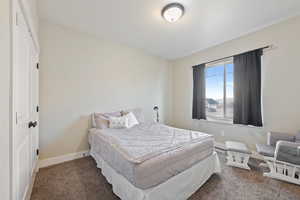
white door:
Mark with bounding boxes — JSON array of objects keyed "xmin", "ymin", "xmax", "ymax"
[
  {"xmin": 29, "ymin": 40, "xmax": 39, "ymax": 176},
  {"xmin": 12, "ymin": 2, "xmax": 39, "ymax": 200}
]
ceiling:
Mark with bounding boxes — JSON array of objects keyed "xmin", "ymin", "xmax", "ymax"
[{"xmin": 39, "ymin": 0, "xmax": 300, "ymax": 60}]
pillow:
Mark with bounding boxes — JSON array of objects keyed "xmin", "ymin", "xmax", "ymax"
[
  {"xmin": 104, "ymin": 111, "xmax": 122, "ymax": 117},
  {"xmin": 121, "ymin": 108, "xmax": 145, "ymax": 123},
  {"xmin": 124, "ymin": 112, "xmax": 139, "ymax": 128},
  {"xmin": 92, "ymin": 111, "xmax": 121, "ymax": 129},
  {"xmin": 109, "ymin": 115, "xmax": 129, "ymax": 129},
  {"xmin": 93, "ymin": 113, "xmax": 109, "ymax": 129}
]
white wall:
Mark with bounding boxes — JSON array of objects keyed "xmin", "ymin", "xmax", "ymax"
[
  {"xmin": 0, "ymin": 0, "xmax": 11, "ymax": 199},
  {"xmin": 171, "ymin": 16, "xmax": 300, "ymax": 150},
  {"xmin": 39, "ymin": 21, "xmax": 172, "ymax": 159}
]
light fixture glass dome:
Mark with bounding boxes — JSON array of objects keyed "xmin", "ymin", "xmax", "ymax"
[{"xmin": 162, "ymin": 3, "xmax": 184, "ymax": 23}]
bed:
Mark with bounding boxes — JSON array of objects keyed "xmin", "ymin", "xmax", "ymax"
[{"xmin": 88, "ymin": 122, "xmax": 220, "ymax": 200}]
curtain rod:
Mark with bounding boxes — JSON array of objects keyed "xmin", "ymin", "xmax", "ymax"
[{"xmin": 194, "ymin": 45, "xmax": 272, "ymax": 67}]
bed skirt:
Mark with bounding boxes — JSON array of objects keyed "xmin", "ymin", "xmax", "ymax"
[{"xmin": 90, "ymin": 150, "xmax": 221, "ymax": 200}]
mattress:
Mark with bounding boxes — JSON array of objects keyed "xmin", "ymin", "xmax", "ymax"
[{"xmin": 88, "ymin": 122, "xmax": 214, "ymax": 189}]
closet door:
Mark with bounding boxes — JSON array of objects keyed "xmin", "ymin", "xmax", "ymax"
[
  {"xmin": 29, "ymin": 40, "xmax": 39, "ymax": 176},
  {"xmin": 12, "ymin": 2, "xmax": 38, "ymax": 200}
]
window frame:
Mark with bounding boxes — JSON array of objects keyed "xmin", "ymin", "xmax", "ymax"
[{"xmin": 205, "ymin": 57, "xmax": 234, "ymax": 123}]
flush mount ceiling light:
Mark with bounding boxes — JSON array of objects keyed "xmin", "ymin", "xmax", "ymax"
[{"xmin": 162, "ymin": 3, "xmax": 185, "ymax": 23}]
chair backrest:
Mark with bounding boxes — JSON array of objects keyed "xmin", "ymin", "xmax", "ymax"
[{"xmin": 267, "ymin": 132, "xmax": 295, "ymax": 147}]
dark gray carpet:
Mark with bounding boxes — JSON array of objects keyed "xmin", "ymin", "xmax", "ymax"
[{"xmin": 31, "ymin": 152, "xmax": 300, "ymax": 200}]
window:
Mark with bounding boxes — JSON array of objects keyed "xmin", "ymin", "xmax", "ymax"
[{"xmin": 205, "ymin": 59, "xmax": 234, "ymax": 123}]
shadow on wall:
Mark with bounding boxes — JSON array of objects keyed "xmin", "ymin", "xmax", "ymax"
[
  {"xmin": 64, "ymin": 115, "xmax": 92, "ymax": 151},
  {"xmin": 40, "ymin": 115, "xmax": 92, "ymax": 159}
]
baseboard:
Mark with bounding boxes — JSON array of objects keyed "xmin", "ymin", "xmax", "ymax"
[
  {"xmin": 214, "ymin": 142, "xmax": 264, "ymax": 161},
  {"xmin": 38, "ymin": 150, "xmax": 90, "ymax": 169}
]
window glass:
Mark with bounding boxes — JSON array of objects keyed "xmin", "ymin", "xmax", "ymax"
[
  {"xmin": 205, "ymin": 61, "xmax": 234, "ymax": 123},
  {"xmin": 205, "ymin": 65, "xmax": 224, "ymax": 121},
  {"xmin": 225, "ymin": 63, "xmax": 234, "ymax": 121}
]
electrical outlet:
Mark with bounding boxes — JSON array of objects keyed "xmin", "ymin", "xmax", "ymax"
[{"xmin": 82, "ymin": 152, "xmax": 88, "ymax": 157}]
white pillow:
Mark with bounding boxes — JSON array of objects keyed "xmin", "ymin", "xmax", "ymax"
[
  {"xmin": 121, "ymin": 108, "xmax": 145, "ymax": 123},
  {"xmin": 109, "ymin": 116, "xmax": 129, "ymax": 129},
  {"xmin": 124, "ymin": 112, "xmax": 139, "ymax": 128}
]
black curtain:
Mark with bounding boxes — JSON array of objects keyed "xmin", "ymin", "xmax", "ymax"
[
  {"xmin": 233, "ymin": 49, "xmax": 263, "ymax": 126},
  {"xmin": 192, "ymin": 64, "xmax": 206, "ymax": 120}
]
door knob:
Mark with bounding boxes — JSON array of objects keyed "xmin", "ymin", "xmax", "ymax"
[
  {"xmin": 33, "ymin": 121, "xmax": 37, "ymax": 128},
  {"xmin": 28, "ymin": 121, "xmax": 34, "ymax": 128},
  {"xmin": 28, "ymin": 121, "xmax": 37, "ymax": 128}
]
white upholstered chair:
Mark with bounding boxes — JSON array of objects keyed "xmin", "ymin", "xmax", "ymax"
[{"xmin": 256, "ymin": 132, "xmax": 300, "ymax": 185}]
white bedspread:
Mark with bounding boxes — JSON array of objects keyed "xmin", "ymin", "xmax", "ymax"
[
  {"xmin": 89, "ymin": 122, "xmax": 214, "ymax": 189},
  {"xmin": 92, "ymin": 122, "xmax": 213, "ymax": 163}
]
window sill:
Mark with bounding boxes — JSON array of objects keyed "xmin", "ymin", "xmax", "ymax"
[{"xmin": 194, "ymin": 119, "xmax": 264, "ymax": 129}]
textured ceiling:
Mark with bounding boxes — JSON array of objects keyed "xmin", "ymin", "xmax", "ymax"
[{"xmin": 39, "ymin": 0, "xmax": 300, "ymax": 60}]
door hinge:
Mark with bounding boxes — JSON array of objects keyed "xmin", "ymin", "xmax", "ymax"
[
  {"xmin": 16, "ymin": 13, "xmax": 18, "ymax": 26},
  {"xmin": 36, "ymin": 63, "xmax": 39, "ymax": 69},
  {"xmin": 36, "ymin": 106, "xmax": 39, "ymax": 112},
  {"xmin": 15, "ymin": 112, "xmax": 18, "ymax": 124},
  {"xmin": 36, "ymin": 149, "xmax": 39, "ymax": 156}
]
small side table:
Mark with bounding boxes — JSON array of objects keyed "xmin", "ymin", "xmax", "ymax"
[{"xmin": 225, "ymin": 141, "xmax": 251, "ymax": 170}]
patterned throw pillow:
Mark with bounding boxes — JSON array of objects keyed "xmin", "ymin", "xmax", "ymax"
[{"xmin": 109, "ymin": 116, "xmax": 129, "ymax": 129}]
